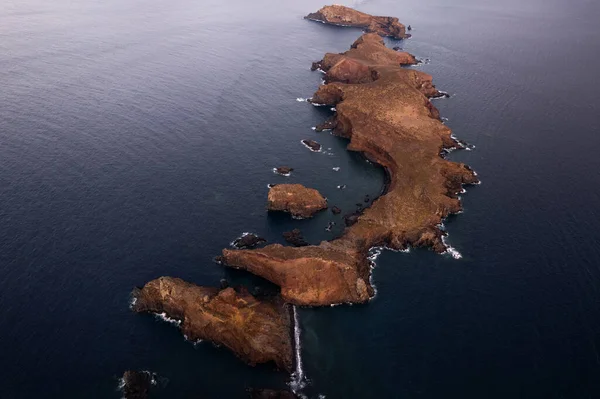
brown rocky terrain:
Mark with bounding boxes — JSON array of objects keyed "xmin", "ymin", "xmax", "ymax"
[
  {"xmin": 267, "ymin": 184, "xmax": 327, "ymax": 218},
  {"xmin": 132, "ymin": 277, "xmax": 293, "ymax": 371},
  {"xmin": 219, "ymin": 30, "xmax": 477, "ymax": 306},
  {"xmin": 305, "ymin": 5, "xmax": 410, "ymax": 39}
]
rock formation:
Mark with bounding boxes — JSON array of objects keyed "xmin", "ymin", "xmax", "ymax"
[
  {"xmin": 121, "ymin": 370, "xmax": 154, "ymax": 399},
  {"xmin": 282, "ymin": 229, "xmax": 309, "ymax": 247},
  {"xmin": 267, "ymin": 184, "xmax": 327, "ymax": 218},
  {"xmin": 219, "ymin": 30, "xmax": 477, "ymax": 306},
  {"xmin": 132, "ymin": 277, "xmax": 293, "ymax": 371},
  {"xmin": 274, "ymin": 166, "xmax": 294, "ymax": 176},
  {"xmin": 305, "ymin": 5, "xmax": 410, "ymax": 40},
  {"xmin": 232, "ymin": 233, "xmax": 267, "ymax": 249},
  {"xmin": 301, "ymin": 139, "xmax": 321, "ymax": 152}
]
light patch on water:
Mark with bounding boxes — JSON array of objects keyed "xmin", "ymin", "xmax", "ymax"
[
  {"xmin": 332, "ymin": 167, "xmax": 340, "ymax": 171},
  {"xmin": 296, "ymin": 98, "xmax": 307, "ymax": 102}
]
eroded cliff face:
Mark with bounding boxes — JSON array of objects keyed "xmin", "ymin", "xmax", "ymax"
[
  {"xmin": 305, "ymin": 5, "xmax": 409, "ymax": 39},
  {"xmin": 132, "ymin": 277, "xmax": 293, "ymax": 371},
  {"xmin": 220, "ymin": 32, "xmax": 477, "ymax": 306}
]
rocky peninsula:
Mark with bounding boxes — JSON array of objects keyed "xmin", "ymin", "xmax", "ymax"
[
  {"xmin": 219, "ymin": 26, "xmax": 478, "ymax": 306},
  {"xmin": 132, "ymin": 277, "xmax": 293, "ymax": 371},
  {"xmin": 305, "ymin": 5, "xmax": 410, "ymax": 39},
  {"xmin": 132, "ymin": 5, "xmax": 478, "ymax": 391}
]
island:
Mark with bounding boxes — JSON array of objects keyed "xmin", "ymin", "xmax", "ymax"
[
  {"xmin": 132, "ymin": 277, "xmax": 293, "ymax": 371},
  {"xmin": 305, "ymin": 4, "xmax": 411, "ymax": 40},
  {"xmin": 267, "ymin": 184, "xmax": 328, "ymax": 218},
  {"xmin": 219, "ymin": 22, "xmax": 477, "ymax": 306}
]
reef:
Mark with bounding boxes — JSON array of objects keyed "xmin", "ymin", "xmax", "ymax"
[
  {"xmin": 121, "ymin": 370, "xmax": 154, "ymax": 399},
  {"xmin": 219, "ymin": 31, "xmax": 477, "ymax": 306},
  {"xmin": 267, "ymin": 184, "xmax": 328, "ymax": 218},
  {"xmin": 305, "ymin": 4, "xmax": 410, "ymax": 40},
  {"xmin": 132, "ymin": 277, "xmax": 293, "ymax": 371}
]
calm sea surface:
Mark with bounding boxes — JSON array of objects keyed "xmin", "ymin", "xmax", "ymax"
[{"xmin": 1, "ymin": 0, "xmax": 600, "ymax": 397}]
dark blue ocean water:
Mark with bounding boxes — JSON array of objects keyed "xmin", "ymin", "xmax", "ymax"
[{"xmin": 2, "ymin": 0, "xmax": 600, "ymax": 397}]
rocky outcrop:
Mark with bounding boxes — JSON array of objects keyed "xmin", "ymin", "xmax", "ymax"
[
  {"xmin": 219, "ymin": 29, "xmax": 477, "ymax": 306},
  {"xmin": 305, "ymin": 5, "xmax": 410, "ymax": 40},
  {"xmin": 232, "ymin": 233, "xmax": 267, "ymax": 249},
  {"xmin": 267, "ymin": 184, "xmax": 327, "ymax": 218},
  {"xmin": 301, "ymin": 139, "xmax": 321, "ymax": 152},
  {"xmin": 282, "ymin": 229, "xmax": 309, "ymax": 247},
  {"xmin": 274, "ymin": 166, "xmax": 294, "ymax": 176},
  {"xmin": 132, "ymin": 277, "xmax": 293, "ymax": 371},
  {"xmin": 315, "ymin": 117, "xmax": 336, "ymax": 132},
  {"xmin": 121, "ymin": 371, "xmax": 154, "ymax": 399}
]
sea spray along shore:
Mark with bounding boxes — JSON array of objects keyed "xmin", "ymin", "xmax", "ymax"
[{"xmin": 131, "ymin": 5, "xmax": 477, "ymax": 397}]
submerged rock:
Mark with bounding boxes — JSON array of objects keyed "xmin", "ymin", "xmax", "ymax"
[
  {"xmin": 331, "ymin": 206, "xmax": 342, "ymax": 215},
  {"xmin": 132, "ymin": 277, "xmax": 293, "ymax": 370},
  {"xmin": 305, "ymin": 5, "xmax": 410, "ymax": 40},
  {"xmin": 343, "ymin": 211, "xmax": 361, "ymax": 227},
  {"xmin": 326, "ymin": 221, "xmax": 336, "ymax": 232},
  {"xmin": 121, "ymin": 370, "xmax": 154, "ymax": 399},
  {"xmin": 247, "ymin": 388, "xmax": 297, "ymax": 399},
  {"xmin": 232, "ymin": 233, "xmax": 267, "ymax": 249},
  {"xmin": 267, "ymin": 184, "xmax": 327, "ymax": 218},
  {"xmin": 301, "ymin": 139, "xmax": 321, "ymax": 152},
  {"xmin": 282, "ymin": 229, "xmax": 309, "ymax": 247}
]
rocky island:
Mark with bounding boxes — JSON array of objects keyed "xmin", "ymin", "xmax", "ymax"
[
  {"xmin": 132, "ymin": 277, "xmax": 293, "ymax": 371},
  {"xmin": 267, "ymin": 184, "xmax": 328, "ymax": 218},
  {"xmin": 219, "ymin": 15, "xmax": 478, "ymax": 306},
  {"xmin": 305, "ymin": 4, "xmax": 411, "ymax": 39}
]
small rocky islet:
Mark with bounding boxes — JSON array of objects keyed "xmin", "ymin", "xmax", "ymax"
[{"xmin": 129, "ymin": 4, "xmax": 478, "ymax": 396}]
